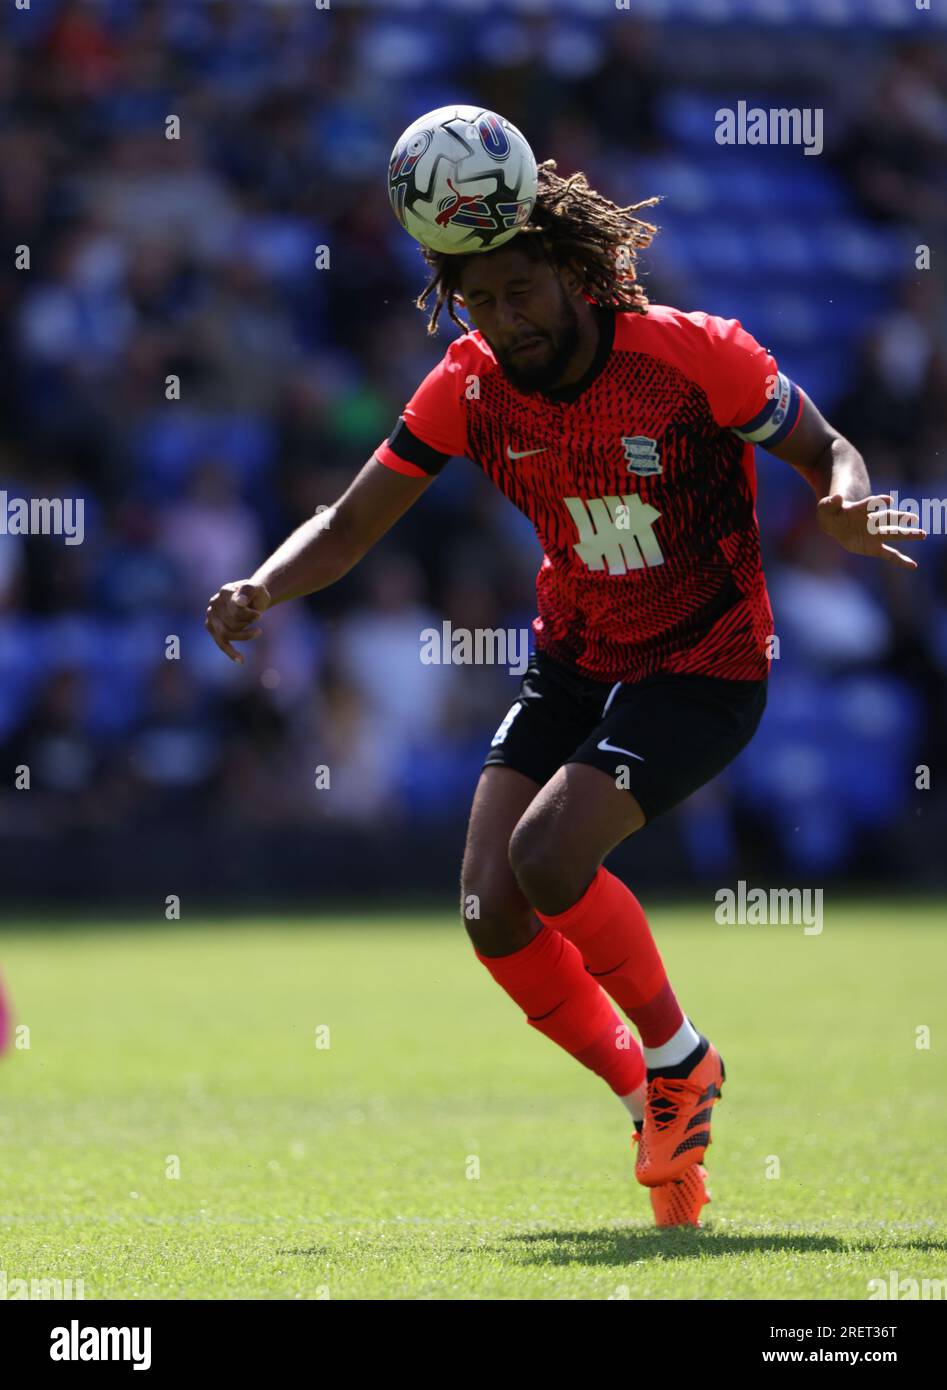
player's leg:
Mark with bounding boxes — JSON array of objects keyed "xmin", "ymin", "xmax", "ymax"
[
  {"xmin": 509, "ymin": 759, "xmax": 722, "ymax": 1195},
  {"xmin": 508, "ymin": 672, "xmax": 767, "ymax": 1187},
  {"xmin": 460, "ymin": 765, "xmax": 542, "ymax": 958},
  {"xmin": 461, "ymin": 765, "xmax": 646, "ymax": 1113},
  {"xmin": 509, "ymin": 760, "xmax": 692, "ymax": 1072}
]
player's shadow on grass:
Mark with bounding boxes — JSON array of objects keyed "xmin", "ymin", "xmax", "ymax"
[{"xmin": 495, "ymin": 1230, "xmax": 947, "ymax": 1266}]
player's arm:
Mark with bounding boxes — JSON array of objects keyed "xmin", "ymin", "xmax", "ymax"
[
  {"xmin": 764, "ymin": 393, "xmax": 926, "ymax": 571},
  {"xmin": 205, "ymin": 458, "xmax": 434, "ymax": 662}
]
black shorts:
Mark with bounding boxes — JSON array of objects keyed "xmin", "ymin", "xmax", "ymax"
[{"xmin": 482, "ymin": 649, "xmax": 767, "ymax": 822}]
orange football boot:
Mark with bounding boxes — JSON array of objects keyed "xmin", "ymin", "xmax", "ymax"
[
  {"xmin": 652, "ymin": 1163, "xmax": 711, "ymax": 1227},
  {"xmin": 632, "ymin": 1134, "xmax": 711, "ymax": 1227},
  {"xmin": 635, "ymin": 1042, "xmax": 725, "ymax": 1187}
]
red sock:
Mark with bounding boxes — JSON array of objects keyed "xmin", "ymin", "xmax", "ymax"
[
  {"xmin": 475, "ymin": 925, "xmax": 645, "ymax": 1097},
  {"xmin": 535, "ymin": 868, "xmax": 684, "ymax": 1048}
]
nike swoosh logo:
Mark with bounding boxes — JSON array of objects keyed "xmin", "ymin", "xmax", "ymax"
[
  {"xmin": 597, "ymin": 737, "xmax": 644, "ymax": 761},
  {"xmin": 506, "ymin": 446, "xmax": 548, "ymax": 460},
  {"xmin": 586, "ymin": 956, "xmax": 631, "ymax": 978},
  {"xmin": 527, "ymin": 1000, "xmax": 565, "ymax": 1022}
]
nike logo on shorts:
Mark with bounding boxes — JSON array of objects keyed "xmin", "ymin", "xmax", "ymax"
[{"xmin": 597, "ymin": 737, "xmax": 644, "ymax": 762}]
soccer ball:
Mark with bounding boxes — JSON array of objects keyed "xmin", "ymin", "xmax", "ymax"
[{"xmin": 388, "ymin": 105, "xmax": 537, "ymax": 255}]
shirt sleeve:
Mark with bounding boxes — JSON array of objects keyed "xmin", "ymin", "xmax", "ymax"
[
  {"xmin": 696, "ymin": 314, "xmax": 804, "ymax": 448},
  {"xmin": 374, "ymin": 344, "xmax": 469, "ymax": 478}
]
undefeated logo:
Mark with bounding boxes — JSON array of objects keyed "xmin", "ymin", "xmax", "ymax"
[{"xmin": 564, "ymin": 495, "xmax": 664, "ymax": 574}]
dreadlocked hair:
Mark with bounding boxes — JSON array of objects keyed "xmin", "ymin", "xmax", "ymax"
[{"xmin": 415, "ymin": 159, "xmax": 660, "ymax": 337}]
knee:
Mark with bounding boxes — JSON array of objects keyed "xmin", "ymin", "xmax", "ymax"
[
  {"xmin": 508, "ymin": 816, "xmax": 591, "ymax": 917},
  {"xmin": 460, "ymin": 860, "xmax": 535, "ymax": 956}
]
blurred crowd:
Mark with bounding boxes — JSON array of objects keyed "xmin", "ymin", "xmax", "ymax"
[{"xmin": 0, "ymin": 0, "xmax": 945, "ymax": 880}]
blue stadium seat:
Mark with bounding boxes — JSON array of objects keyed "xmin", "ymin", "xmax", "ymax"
[
  {"xmin": 0, "ymin": 618, "xmax": 48, "ymax": 738},
  {"xmin": 729, "ymin": 669, "xmax": 921, "ymax": 870},
  {"xmin": 132, "ymin": 413, "xmax": 275, "ymax": 500}
]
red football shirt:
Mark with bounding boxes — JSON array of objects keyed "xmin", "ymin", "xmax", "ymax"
[{"xmin": 374, "ymin": 303, "xmax": 803, "ymax": 683}]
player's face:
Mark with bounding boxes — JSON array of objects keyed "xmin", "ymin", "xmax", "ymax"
[{"xmin": 458, "ymin": 248, "xmax": 581, "ymax": 394}]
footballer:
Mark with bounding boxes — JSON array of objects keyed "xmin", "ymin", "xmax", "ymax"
[{"xmin": 205, "ymin": 160, "xmax": 925, "ymax": 1226}]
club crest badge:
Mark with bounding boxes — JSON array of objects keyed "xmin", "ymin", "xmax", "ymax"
[{"xmin": 622, "ymin": 436, "xmax": 662, "ymax": 476}]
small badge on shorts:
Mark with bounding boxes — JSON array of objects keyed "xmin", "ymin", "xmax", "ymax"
[
  {"xmin": 622, "ymin": 436, "xmax": 662, "ymax": 476},
  {"xmin": 490, "ymin": 702, "xmax": 522, "ymax": 747}
]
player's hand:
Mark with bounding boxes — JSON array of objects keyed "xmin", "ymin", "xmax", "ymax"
[
  {"xmin": 816, "ymin": 493, "xmax": 926, "ymax": 570},
  {"xmin": 205, "ymin": 580, "xmax": 271, "ymax": 663}
]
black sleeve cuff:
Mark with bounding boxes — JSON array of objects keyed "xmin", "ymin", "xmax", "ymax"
[{"xmin": 385, "ymin": 418, "xmax": 452, "ymax": 475}]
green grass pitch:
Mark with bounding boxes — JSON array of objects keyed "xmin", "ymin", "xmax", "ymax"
[{"xmin": 1, "ymin": 903, "xmax": 944, "ymax": 1300}]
